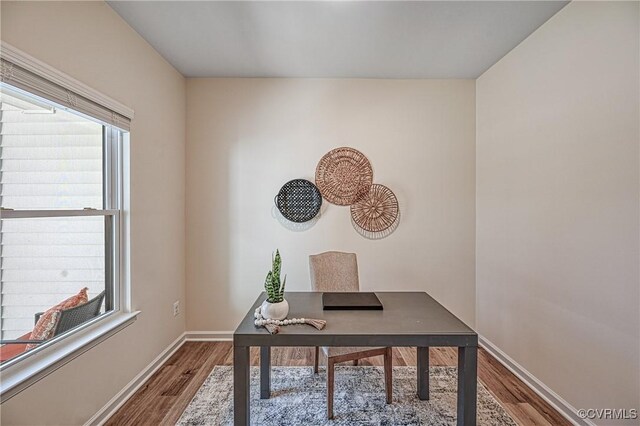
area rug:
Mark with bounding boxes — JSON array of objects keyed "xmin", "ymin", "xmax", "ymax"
[{"xmin": 177, "ymin": 366, "xmax": 516, "ymax": 425}]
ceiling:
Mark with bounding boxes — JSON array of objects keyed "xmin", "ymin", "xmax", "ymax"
[{"xmin": 108, "ymin": 1, "xmax": 568, "ymax": 79}]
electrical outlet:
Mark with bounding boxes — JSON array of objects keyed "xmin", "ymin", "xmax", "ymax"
[{"xmin": 173, "ymin": 301, "xmax": 180, "ymax": 317}]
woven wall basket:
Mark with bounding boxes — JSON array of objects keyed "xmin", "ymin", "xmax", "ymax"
[
  {"xmin": 275, "ymin": 179, "xmax": 323, "ymax": 223},
  {"xmin": 315, "ymin": 147, "xmax": 373, "ymax": 206},
  {"xmin": 350, "ymin": 184, "xmax": 400, "ymax": 234},
  {"xmin": 351, "ymin": 210, "xmax": 400, "ymax": 240}
]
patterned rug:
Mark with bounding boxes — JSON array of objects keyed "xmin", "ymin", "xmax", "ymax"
[{"xmin": 177, "ymin": 366, "xmax": 516, "ymax": 425}]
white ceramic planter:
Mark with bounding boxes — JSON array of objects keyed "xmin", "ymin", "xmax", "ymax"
[{"xmin": 260, "ymin": 299, "xmax": 289, "ymax": 320}]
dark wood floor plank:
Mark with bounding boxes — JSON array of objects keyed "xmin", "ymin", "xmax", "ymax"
[
  {"xmin": 106, "ymin": 342, "xmax": 220, "ymax": 426},
  {"xmin": 160, "ymin": 342, "xmax": 233, "ymax": 425},
  {"xmin": 106, "ymin": 342, "xmax": 570, "ymax": 426},
  {"xmin": 477, "ymin": 349, "xmax": 571, "ymax": 426},
  {"xmin": 504, "ymin": 403, "xmax": 554, "ymax": 426},
  {"xmin": 396, "ymin": 346, "xmax": 416, "ymax": 366}
]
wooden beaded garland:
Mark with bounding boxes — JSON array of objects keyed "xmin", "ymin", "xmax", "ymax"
[
  {"xmin": 254, "ymin": 308, "xmax": 306, "ymax": 326},
  {"xmin": 254, "ymin": 307, "xmax": 325, "ymax": 334}
]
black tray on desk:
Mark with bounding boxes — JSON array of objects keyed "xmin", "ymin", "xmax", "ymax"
[{"xmin": 322, "ymin": 292, "xmax": 383, "ymax": 310}]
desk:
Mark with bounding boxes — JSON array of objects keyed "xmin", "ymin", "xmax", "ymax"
[{"xmin": 233, "ymin": 291, "xmax": 478, "ymax": 425}]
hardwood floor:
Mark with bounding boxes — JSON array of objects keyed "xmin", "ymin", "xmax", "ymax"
[{"xmin": 106, "ymin": 342, "xmax": 570, "ymax": 426}]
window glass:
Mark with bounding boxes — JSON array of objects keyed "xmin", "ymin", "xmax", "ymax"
[
  {"xmin": 0, "ymin": 216, "xmax": 108, "ymax": 341},
  {"xmin": 0, "ymin": 86, "xmax": 119, "ymax": 365}
]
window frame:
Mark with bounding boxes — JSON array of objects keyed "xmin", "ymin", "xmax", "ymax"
[{"xmin": 0, "ymin": 43, "xmax": 138, "ymax": 402}]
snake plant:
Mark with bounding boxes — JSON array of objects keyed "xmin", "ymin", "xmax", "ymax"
[{"xmin": 265, "ymin": 250, "xmax": 286, "ymax": 303}]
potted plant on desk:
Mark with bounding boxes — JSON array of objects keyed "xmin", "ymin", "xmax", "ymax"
[{"xmin": 261, "ymin": 249, "xmax": 289, "ymax": 320}]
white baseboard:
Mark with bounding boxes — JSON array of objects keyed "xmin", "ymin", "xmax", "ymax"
[
  {"xmin": 479, "ymin": 335, "xmax": 595, "ymax": 426},
  {"xmin": 85, "ymin": 332, "xmax": 186, "ymax": 426},
  {"xmin": 185, "ymin": 331, "xmax": 233, "ymax": 341}
]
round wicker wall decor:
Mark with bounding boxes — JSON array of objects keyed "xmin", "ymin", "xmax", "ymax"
[
  {"xmin": 275, "ymin": 179, "xmax": 323, "ymax": 223},
  {"xmin": 350, "ymin": 184, "xmax": 399, "ymax": 233},
  {"xmin": 315, "ymin": 147, "xmax": 373, "ymax": 206}
]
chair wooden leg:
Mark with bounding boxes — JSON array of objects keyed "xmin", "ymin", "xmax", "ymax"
[
  {"xmin": 353, "ymin": 359, "xmax": 358, "ymax": 366},
  {"xmin": 384, "ymin": 347, "xmax": 392, "ymax": 404},
  {"xmin": 314, "ymin": 346, "xmax": 319, "ymax": 374},
  {"xmin": 327, "ymin": 358, "xmax": 335, "ymax": 420}
]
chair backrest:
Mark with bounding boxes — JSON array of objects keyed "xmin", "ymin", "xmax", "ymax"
[
  {"xmin": 309, "ymin": 251, "xmax": 359, "ymax": 292},
  {"xmin": 54, "ymin": 291, "xmax": 106, "ymax": 335}
]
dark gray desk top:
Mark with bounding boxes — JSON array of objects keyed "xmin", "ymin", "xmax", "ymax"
[{"xmin": 234, "ymin": 292, "xmax": 477, "ymax": 347}]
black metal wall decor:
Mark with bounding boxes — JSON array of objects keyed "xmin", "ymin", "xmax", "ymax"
[{"xmin": 275, "ymin": 179, "xmax": 323, "ymax": 223}]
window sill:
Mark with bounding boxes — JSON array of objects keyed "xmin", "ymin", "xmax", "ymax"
[{"xmin": 0, "ymin": 311, "xmax": 140, "ymax": 402}]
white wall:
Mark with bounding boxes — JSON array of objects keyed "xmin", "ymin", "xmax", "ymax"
[
  {"xmin": 0, "ymin": 2, "xmax": 186, "ymax": 424},
  {"xmin": 186, "ymin": 78, "xmax": 476, "ymax": 331},
  {"xmin": 476, "ymin": 1, "xmax": 639, "ymax": 422}
]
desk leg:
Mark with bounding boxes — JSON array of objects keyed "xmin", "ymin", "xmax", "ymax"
[
  {"xmin": 417, "ymin": 346, "xmax": 430, "ymax": 400},
  {"xmin": 233, "ymin": 344, "xmax": 250, "ymax": 426},
  {"xmin": 260, "ymin": 346, "xmax": 271, "ymax": 399},
  {"xmin": 457, "ymin": 346, "xmax": 477, "ymax": 426}
]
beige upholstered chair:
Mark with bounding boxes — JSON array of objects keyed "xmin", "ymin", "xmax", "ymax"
[{"xmin": 309, "ymin": 251, "xmax": 392, "ymax": 419}]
